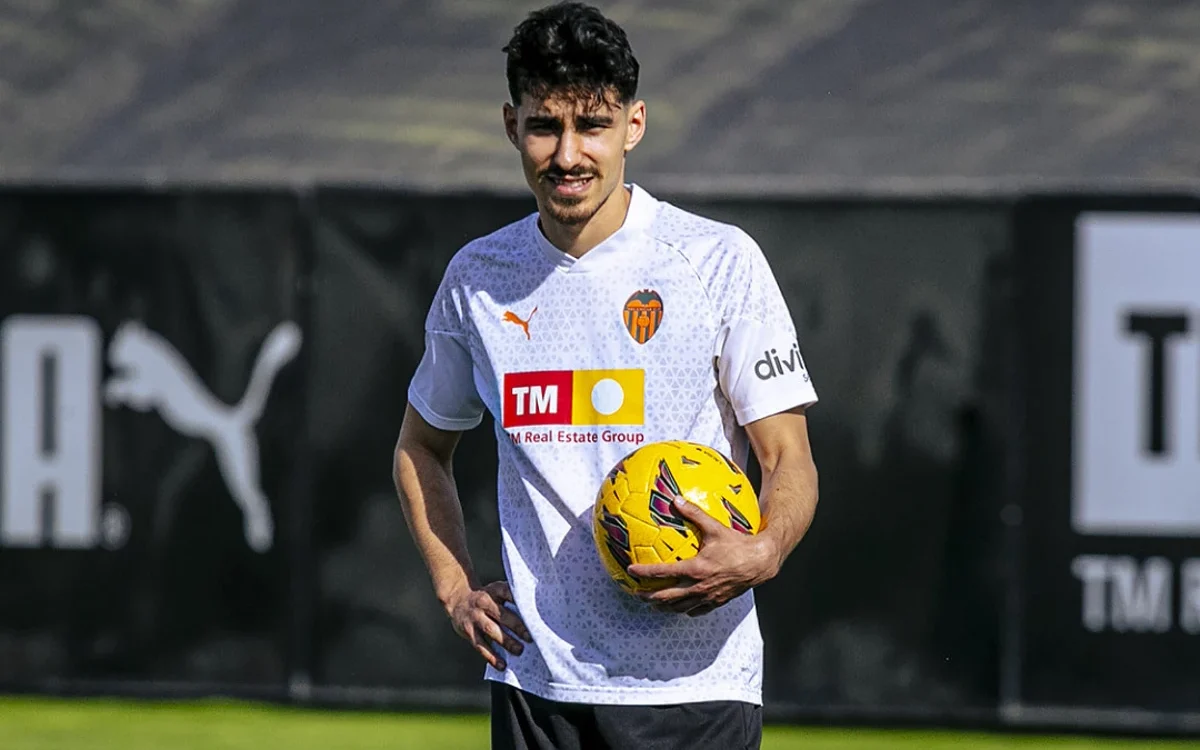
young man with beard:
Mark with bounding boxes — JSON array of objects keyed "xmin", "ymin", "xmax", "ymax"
[{"xmin": 394, "ymin": 3, "xmax": 820, "ymax": 748}]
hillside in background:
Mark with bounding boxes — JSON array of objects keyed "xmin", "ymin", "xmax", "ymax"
[{"xmin": 1, "ymin": 0, "xmax": 1197, "ymax": 193}]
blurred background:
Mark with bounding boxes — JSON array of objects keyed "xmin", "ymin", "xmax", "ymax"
[{"xmin": 2, "ymin": 0, "xmax": 1200, "ymax": 747}]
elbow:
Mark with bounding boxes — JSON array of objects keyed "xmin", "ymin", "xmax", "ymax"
[
  {"xmin": 392, "ymin": 437, "xmax": 408, "ymax": 496},
  {"xmin": 393, "ymin": 429, "xmax": 454, "ymax": 493},
  {"xmin": 757, "ymin": 441, "xmax": 815, "ymax": 477},
  {"xmin": 393, "ymin": 431, "xmax": 425, "ymax": 495}
]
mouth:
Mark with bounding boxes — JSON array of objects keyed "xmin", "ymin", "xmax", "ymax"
[{"xmin": 546, "ymin": 174, "xmax": 594, "ymax": 196}]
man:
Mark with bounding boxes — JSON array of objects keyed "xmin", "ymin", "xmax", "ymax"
[{"xmin": 393, "ymin": 3, "xmax": 819, "ymax": 748}]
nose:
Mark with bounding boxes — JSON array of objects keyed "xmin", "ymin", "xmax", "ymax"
[{"xmin": 553, "ymin": 129, "xmax": 582, "ymax": 172}]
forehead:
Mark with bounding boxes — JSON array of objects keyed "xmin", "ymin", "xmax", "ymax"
[{"xmin": 518, "ymin": 91, "xmax": 625, "ymax": 120}]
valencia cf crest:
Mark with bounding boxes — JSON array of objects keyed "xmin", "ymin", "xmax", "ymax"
[{"xmin": 623, "ymin": 289, "xmax": 663, "ymax": 344}]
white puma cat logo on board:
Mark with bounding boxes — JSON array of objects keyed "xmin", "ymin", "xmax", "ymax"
[{"xmin": 105, "ymin": 321, "xmax": 302, "ymax": 553}]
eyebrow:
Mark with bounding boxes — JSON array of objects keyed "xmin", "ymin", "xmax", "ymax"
[
  {"xmin": 524, "ymin": 113, "xmax": 615, "ymax": 128},
  {"xmin": 578, "ymin": 114, "xmax": 614, "ymax": 126}
]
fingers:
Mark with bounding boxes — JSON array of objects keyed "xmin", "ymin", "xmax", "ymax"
[
  {"xmin": 470, "ymin": 628, "xmax": 508, "ymax": 672},
  {"xmin": 470, "ymin": 626, "xmax": 508, "ymax": 670},
  {"xmin": 672, "ymin": 496, "xmax": 727, "ymax": 534},
  {"xmin": 646, "ymin": 594, "xmax": 708, "ymax": 615},
  {"xmin": 626, "ymin": 562, "xmax": 673, "ymax": 580},
  {"xmin": 478, "ymin": 614, "xmax": 526, "ymax": 658},
  {"xmin": 627, "ymin": 554, "xmax": 703, "ymax": 578},
  {"xmin": 642, "ymin": 584, "xmax": 696, "ymax": 603},
  {"xmin": 496, "ymin": 603, "xmax": 533, "ymax": 643},
  {"xmin": 640, "ymin": 580, "xmax": 706, "ymax": 615},
  {"xmin": 453, "ymin": 582, "xmax": 533, "ymax": 671},
  {"xmin": 640, "ymin": 579, "xmax": 730, "ymax": 615},
  {"xmin": 485, "ymin": 580, "xmax": 515, "ymax": 605},
  {"xmin": 480, "ymin": 581, "xmax": 531, "ymax": 642},
  {"xmin": 670, "ymin": 596, "xmax": 708, "ymax": 614},
  {"xmin": 628, "ymin": 556, "xmax": 707, "ymax": 581}
]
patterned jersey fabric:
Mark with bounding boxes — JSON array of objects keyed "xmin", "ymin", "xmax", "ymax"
[{"xmin": 408, "ymin": 184, "xmax": 818, "ymax": 706}]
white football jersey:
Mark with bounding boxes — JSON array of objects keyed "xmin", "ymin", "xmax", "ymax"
[{"xmin": 408, "ymin": 184, "xmax": 817, "ymax": 706}]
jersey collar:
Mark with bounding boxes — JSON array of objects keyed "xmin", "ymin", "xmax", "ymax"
[{"xmin": 531, "ymin": 183, "xmax": 657, "ymax": 272}]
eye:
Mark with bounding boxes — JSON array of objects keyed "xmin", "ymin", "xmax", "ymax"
[{"xmin": 525, "ymin": 119, "xmax": 559, "ymax": 134}]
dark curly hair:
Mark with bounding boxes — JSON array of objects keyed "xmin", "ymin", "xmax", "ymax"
[{"xmin": 502, "ymin": 2, "xmax": 639, "ymax": 107}]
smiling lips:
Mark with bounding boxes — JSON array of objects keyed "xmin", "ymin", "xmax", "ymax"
[{"xmin": 547, "ymin": 174, "xmax": 594, "ymax": 195}]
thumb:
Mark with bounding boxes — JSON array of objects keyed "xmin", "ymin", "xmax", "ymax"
[{"xmin": 673, "ymin": 495, "xmax": 727, "ymax": 534}]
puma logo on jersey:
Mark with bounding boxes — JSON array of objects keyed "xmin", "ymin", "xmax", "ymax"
[
  {"xmin": 503, "ymin": 307, "xmax": 537, "ymax": 339},
  {"xmin": 105, "ymin": 321, "xmax": 302, "ymax": 552}
]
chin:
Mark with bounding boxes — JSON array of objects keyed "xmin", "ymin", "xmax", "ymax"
[
  {"xmin": 547, "ymin": 204, "xmax": 594, "ymax": 226},
  {"xmin": 543, "ymin": 195, "xmax": 598, "ymax": 226}
]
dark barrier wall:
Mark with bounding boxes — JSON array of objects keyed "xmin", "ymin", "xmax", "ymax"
[
  {"xmin": 0, "ymin": 191, "xmax": 303, "ymax": 692},
  {"xmin": 306, "ymin": 194, "xmax": 533, "ymax": 698},
  {"xmin": 1, "ymin": 187, "xmax": 1193, "ymax": 731},
  {"xmin": 306, "ymin": 193, "xmax": 1013, "ymax": 716},
  {"xmin": 685, "ymin": 200, "xmax": 1012, "ymax": 715}
]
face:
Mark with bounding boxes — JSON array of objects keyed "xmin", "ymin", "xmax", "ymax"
[{"xmin": 504, "ymin": 90, "xmax": 646, "ymax": 227}]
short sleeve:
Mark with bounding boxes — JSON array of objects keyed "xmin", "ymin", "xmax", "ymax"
[
  {"xmin": 406, "ymin": 265, "xmax": 486, "ymax": 431},
  {"xmin": 714, "ymin": 232, "xmax": 818, "ymax": 425}
]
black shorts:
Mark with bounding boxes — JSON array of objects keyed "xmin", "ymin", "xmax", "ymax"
[{"xmin": 490, "ymin": 681, "xmax": 762, "ymax": 750}]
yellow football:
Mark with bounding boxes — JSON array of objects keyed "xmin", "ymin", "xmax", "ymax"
[{"xmin": 592, "ymin": 440, "xmax": 760, "ymax": 595}]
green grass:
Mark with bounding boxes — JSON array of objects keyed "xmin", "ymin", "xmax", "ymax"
[{"xmin": 2, "ymin": 697, "xmax": 1200, "ymax": 749}]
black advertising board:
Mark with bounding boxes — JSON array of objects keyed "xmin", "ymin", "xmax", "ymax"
[
  {"xmin": 678, "ymin": 199, "xmax": 1013, "ymax": 716},
  {"xmin": 306, "ymin": 191, "xmax": 534, "ymax": 697},
  {"xmin": 0, "ymin": 190, "xmax": 305, "ymax": 693},
  {"xmin": 1016, "ymin": 197, "xmax": 1200, "ymax": 721},
  {"xmin": 1, "ymin": 186, "xmax": 1139, "ymax": 728}
]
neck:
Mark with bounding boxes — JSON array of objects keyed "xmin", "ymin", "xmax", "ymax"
[{"xmin": 540, "ymin": 185, "xmax": 633, "ymax": 259}]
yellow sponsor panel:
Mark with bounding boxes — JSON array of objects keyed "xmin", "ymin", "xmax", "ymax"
[{"xmin": 571, "ymin": 369, "xmax": 644, "ymax": 425}]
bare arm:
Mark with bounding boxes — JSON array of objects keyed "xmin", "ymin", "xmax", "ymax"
[
  {"xmin": 745, "ymin": 405, "xmax": 819, "ymax": 574},
  {"xmin": 393, "ymin": 403, "xmax": 477, "ymax": 606},
  {"xmin": 393, "ymin": 403, "xmax": 530, "ymax": 668}
]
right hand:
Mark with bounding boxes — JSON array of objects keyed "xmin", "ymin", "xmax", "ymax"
[{"xmin": 445, "ymin": 581, "xmax": 532, "ymax": 671}]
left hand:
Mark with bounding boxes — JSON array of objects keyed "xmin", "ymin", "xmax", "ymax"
[{"xmin": 626, "ymin": 495, "xmax": 781, "ymax": 617}]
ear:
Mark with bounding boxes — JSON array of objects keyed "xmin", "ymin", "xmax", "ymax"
[
  {"xmin": 623, "ymin": 100, "xmax": 646, "ymax": 153},
  {"xmin": 503, "ymin": 103, "xmax": 519, "ymax": 147}
]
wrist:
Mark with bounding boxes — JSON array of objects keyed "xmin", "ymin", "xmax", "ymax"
[
  {"xmin": 436, "ymin": 577, "xmax": 476, "ymax": 614},
  {"xmin": 756, "ymin": 528, "xmax": 787, "ymax": 578}
]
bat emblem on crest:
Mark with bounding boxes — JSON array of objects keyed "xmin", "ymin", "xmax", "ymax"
[{"xmin": 623, "ymin": 289, "xmax": 663, "ymax": 344}]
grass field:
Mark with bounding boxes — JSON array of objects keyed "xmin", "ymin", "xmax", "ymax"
[{"xmin": 4, "ymin": 697, "xmax": 1200, "ymax": 749}]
